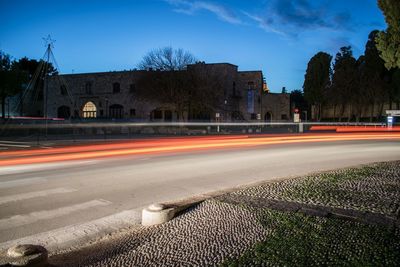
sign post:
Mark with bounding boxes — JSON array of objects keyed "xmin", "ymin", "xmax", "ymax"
[
  {"xmin": 385, "ymin": 110, "xmax": 399, "ymax": 128},
  {"xmin": 387, "ymin": 116, "xmax": 393, "ymax": 129},
  {"xmin": 215, "ymin": 113, "xmax": 220, "ymax": 133}
]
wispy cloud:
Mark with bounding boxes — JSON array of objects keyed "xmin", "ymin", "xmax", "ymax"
[
  {"xmin": 247, "ymin": 0, "xmax": 354, "ymax": 36},
  {"xmin": 165, "ymin": 0, "xmax": 356, "ymax": 38},
  {"xmin": 242, "ymin": 12, "xmax": 286, "ymax": 36},
  {"xmin": 164, "ymin": 0, "xmax": 242, "ymax": 25}
]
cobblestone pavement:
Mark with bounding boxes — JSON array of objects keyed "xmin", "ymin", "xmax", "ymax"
[
  {"xmin": 52, "ymin": 201, "xmax": 268, "ymax": 267},
  {"xmin": 51, "ymin": 161, "xmax": 400, "ymax": 266}
]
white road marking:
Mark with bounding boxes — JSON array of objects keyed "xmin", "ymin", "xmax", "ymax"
[
  {"xmin": 0, "ymin": 160, "xmax": 99, "ymax": 176},
  {"xmin": 0, "ymin": 187, "xmax": 77, "ymax": 205},
  {"xmin": 0, "ymin": 199, "xmax": 112, "ymax": 231},
  {"xmin": 0, "ymin": 177, "xmax": 46, "ymax": 189},
  {"xmin": 0, "ymin": 209, "xmax": 141, "ymax": 251},
  {"xmin": 0, "ymin": 143, "xmax": 30, "ymax": 148},
  {"xmin": 0, "ymin": 141, "xmax": 30, "ymax": 144}
]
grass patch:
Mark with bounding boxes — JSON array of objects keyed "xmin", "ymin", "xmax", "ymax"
[
  {"xmin": 222, "ymin": 162, "xmax": 400, "ymax": 266},
  {"xmin": 233, "ymin": 162, "xmax": 400, "ymax": 215},
  {"xmin": 223, "ymin": 209, "xmax": 400, "ymax": 266}
]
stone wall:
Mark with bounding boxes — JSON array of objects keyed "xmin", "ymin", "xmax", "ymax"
[
  {"xmin": 44, "ymin": 63, "xmax": 287, "ymax": 122},
  {"xmin": 46, "ymin": 70, "xmax": 159, "ymax": 120},
  {"xmin": 262, "ymin": 93, "xmax": 291, "ymax": 121}
]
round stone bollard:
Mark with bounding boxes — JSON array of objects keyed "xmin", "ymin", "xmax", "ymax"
[
  {"xmin": 141, "ymin": 203, "xmax": 176, "ymax": 226},
  {"xmin": 6, "ymin": 244, "xmax": 48, "ymax": 266}
]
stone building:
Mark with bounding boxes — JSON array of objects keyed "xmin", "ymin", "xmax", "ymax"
[
  {"xmin": 45, "ymin": 62, "xmax": 290, "ymax": 122},
  {"xmin": 262, "ymin": 93, "xmax": 290, "ymax": 121}
]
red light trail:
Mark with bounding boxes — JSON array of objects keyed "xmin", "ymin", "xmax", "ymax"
[{"xmin": 0, "ymin": 133, "xmax": 399, "ymax": 167}]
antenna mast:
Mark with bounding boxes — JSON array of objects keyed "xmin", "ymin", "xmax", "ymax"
[{"xmin": 43, "ymin": 35, "xmax": 56, "ymax": 138}]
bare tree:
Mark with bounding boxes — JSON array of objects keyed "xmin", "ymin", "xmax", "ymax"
[
  {"xmin": 138, "ymin": 47, "xmax": 196, "ymax": 71},
  {"xmin": 136, "ymin": 64, "xmax": 224, "ymax": 122}
]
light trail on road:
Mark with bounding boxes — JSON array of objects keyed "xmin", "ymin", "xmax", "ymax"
[{"xmin": 1, "ymin": 133, "xmax": 399, "ymax": 167}]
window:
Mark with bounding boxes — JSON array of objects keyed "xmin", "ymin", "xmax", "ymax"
[
  {"xmin": 152, "ymin": 110, "xmax": 162, "ymax": 120},
  {"xmin": 251, "ymin": 113, "xmax": 257, "ymax": 120},
  {"xmin": 109, "ymin": 104, "xmax": 124, "ymax": 119},
  {"xmin": 82, "ymin": 101, "xmax": 97, "ymax": 118},
  {"xmin": 100, "ymin": 110, "xmax": 104, "ymax": 116},
  {"xmin": 248, "ymin": 81, "xmax": 255, "ymax": 90},
  {"xmin": 113, "ymin": 83, "xmax": 120, "ymax": 94},
  {"xmin": 85, "ymin": 82, "xmax": 92, "ymax": 94},
  {"xmin": 281, "ymin": 114, "xmax": 288, "ymax": 120},
  {"xmin": 130, "ymin": 109, "xmax": 136, "ymax": 117},
  {"xmin": 129, "ymin": 84, "xmax": 136, "ymax": 94},
  {"xmin": 164, "ymin": 110, "xmax": 172, "ymax": 121},
  {"xmin": 247, "ymin": 89, "xmax": 255, "ymax": 113},
  {"xmin": 232, "ymin": 82, "xmax": 236, "ymax": 96},
  {"xmin": 60, "ymin": 85, "xmax": 67, "ymax": 96}
]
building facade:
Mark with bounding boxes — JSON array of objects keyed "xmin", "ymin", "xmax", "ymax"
[{"xmin": 44, "ymin": 63, "xmax": 290, "ymax": 122}]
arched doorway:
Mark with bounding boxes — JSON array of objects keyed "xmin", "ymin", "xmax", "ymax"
[
  {"xmin": 265, "ymin": 112, "xmax": 272, "ymax": 122},
  {"xmin": 109, "ymin": 104, "xmax": 124, "ymax": 119},
  {"xmin": 82, "ymin": 101, "xmax": 97, "ymax": 118},
  {"xmin": 57, "ymin": 106, "xmax": 71, "ymax": 119}
]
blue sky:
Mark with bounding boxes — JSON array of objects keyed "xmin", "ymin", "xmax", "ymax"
[{"xmin": 0, "ymin": 0, "xmax": 386, "ymax": 92}]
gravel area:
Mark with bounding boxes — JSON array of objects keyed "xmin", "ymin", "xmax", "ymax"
[{"xmin": 231, "ymin": 162, "xmax": 400, "ymax": 215}]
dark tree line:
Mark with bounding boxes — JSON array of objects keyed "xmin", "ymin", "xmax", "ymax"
[
  {"xmin": 303, "ymin": 0, "xmax": 400, "ymax": 122},
  {"xmin": 303, "ymin": 30, "xmax": 400, "ymax": 122},
  {"xmin": 376, "ymin": 0, "xmax": 400, "ymax": 70}
]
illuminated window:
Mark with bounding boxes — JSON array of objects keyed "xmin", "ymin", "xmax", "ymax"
[{"xmin": 82, "ymin": 101, "xmax": 97, "ymax": 118}]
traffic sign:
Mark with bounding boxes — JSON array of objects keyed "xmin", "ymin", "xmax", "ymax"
[{"xmin": 386, "ymin": 110, "xmax": 400, "ymax": 116}]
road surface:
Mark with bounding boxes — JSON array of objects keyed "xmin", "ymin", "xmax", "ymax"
[{"xmin": 0, "ymin": 133, "xmax": 399, "ymax": 252}]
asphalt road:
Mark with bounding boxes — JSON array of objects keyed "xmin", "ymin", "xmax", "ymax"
[{"xmin": 0, "ymin": 137, "xmax": 399, "ymax": 253}]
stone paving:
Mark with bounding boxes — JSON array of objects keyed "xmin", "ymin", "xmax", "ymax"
[
  {"xmin": 50, "ymin": 161, "xmax": 400, "ymax": 266},
  {"xmin": 52, "ymin": 201, "xmax": 268, "ymax": 267}
]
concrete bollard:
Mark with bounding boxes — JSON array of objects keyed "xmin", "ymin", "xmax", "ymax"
[
  {"xmin": 6, "ymin": 244, "xmax": 48, "ymax": 267},
  {"xmin": 141, "ymin": 203, "xmax": 176, "ymax": 226}
]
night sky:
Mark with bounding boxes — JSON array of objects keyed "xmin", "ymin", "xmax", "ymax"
[{"xmin": 0, "ymin": 0, "xmax": 386, "ymax": 92}]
